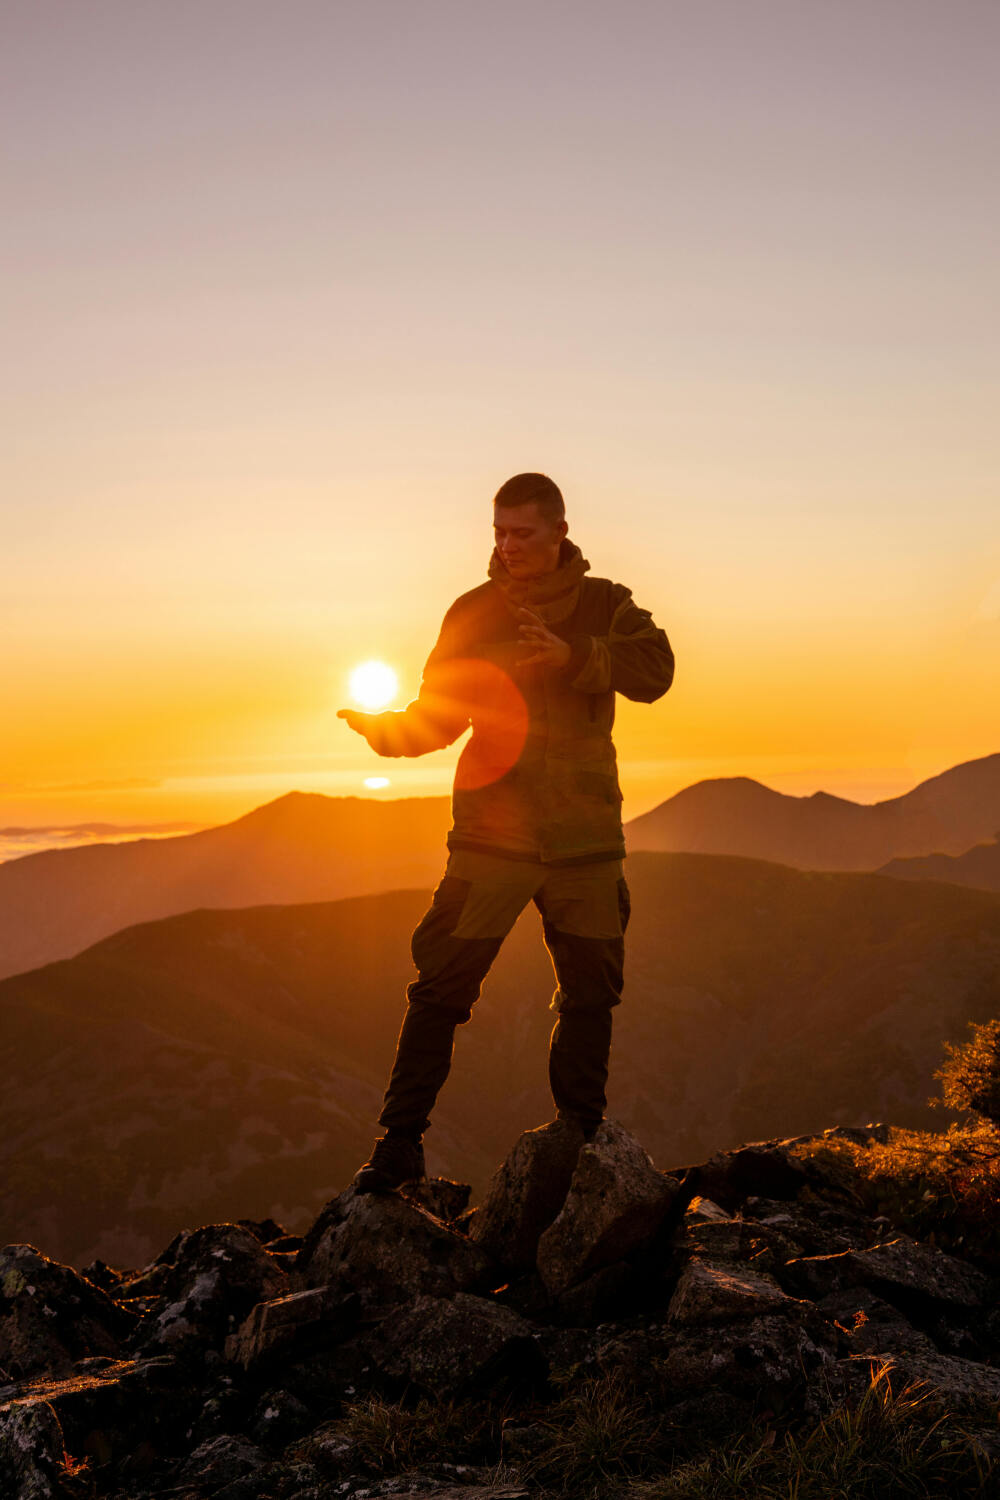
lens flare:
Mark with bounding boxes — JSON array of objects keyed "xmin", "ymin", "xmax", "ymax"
[{"xmin": 349, "ymin": 660, "xmax": 398, "ymax": 709}]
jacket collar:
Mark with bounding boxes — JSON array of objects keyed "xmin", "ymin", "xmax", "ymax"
[{"xmin": 487, "ymin": 539, "xmax": 590, "ymax": 623}]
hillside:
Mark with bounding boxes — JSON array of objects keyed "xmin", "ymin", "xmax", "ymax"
[
  {"xmin": 3, "ymin": 852, "xmax": 1000, "ymax": 1267},
  {"xmin": 626, "ymin": 751, "xmax": 1000, "ymax": 870},
  {"xmin": 0, "ymin": 791, "xmax": 450, "ymax": 980},
  {"xmin": 879, "ymin": 834, "xmax": 1000, "ymax": 893},
  {"xmin": 3, "ymin": 754, "xmax": 999, "ymax": 983}
]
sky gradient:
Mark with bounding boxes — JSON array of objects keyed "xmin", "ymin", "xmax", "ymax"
[{"xmin": 4, "ymin": 0, "xmax": 998, "ymax": 841}]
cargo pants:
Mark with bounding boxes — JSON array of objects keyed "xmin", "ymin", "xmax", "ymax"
[{"xmin": 377, "ymin": 848, "xmax": 631, "ymax": 1136}]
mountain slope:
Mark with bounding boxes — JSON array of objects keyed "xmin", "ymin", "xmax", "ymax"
[
  {"xmin": 626, "ymin": 752, "xmax": 1000, "ymax": 869},
  {"xmin": 3, "ymin": 852, "xmax": 999, "ymax": 1266},
  {"xmin": 879, "ymin": 835, "xmax": 1000, "ymax": 893},
  {"xmin": 0, "ymin": 792, "xmax": 450, "ymax": 979},
  {"xmin": 3, "ymin": 754, "xmax": 998, "ymax": 981}
]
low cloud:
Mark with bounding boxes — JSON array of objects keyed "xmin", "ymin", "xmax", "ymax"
[{"xmin": 0, "ymin": 822, "xmax": 200, "ymax": 864}]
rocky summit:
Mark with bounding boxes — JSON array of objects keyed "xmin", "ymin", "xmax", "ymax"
[{"xmin": 2, "ymin": 1120, "xmax": 1000, "ymax": 1499}]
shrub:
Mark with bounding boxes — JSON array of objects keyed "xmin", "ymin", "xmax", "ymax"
[{"xmin": 936, "ymin": 1018, "xmax": 1000, "ymax": 1128}]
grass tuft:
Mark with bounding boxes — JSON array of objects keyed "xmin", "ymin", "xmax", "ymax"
[{"xmin": 626, "ymin": 1363, "xmax": 995, "ymax": 1499}]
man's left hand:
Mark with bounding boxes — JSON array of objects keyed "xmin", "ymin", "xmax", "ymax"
[{"xmin": 516, "ymin": 609, "xmax": 572, "ymax": 669}]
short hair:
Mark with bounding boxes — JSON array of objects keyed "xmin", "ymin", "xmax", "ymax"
[{"xmin": 493, "ymin": 472, "xmax": 565, "ymax": 525}]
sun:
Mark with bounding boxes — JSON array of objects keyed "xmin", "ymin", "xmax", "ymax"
[{"xmin": 349, "ymin": 660, "xmax": 398, "ymax": 710}]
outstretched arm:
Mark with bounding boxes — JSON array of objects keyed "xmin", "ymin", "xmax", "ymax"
[{"xmin": 337, "ymin": 605, "xmax": 472, "ymax": 757}]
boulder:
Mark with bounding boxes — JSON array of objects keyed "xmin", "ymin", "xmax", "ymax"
[
  {"xmin": 681, "ymin": 1215, "xmax": 805, "ymax": 1274},
  {"xmin": 598, "ymin": 1311, "xmax": 838, "ymax": 1405},
  {"xmin": 1, "ymin": 1356, "xmax": 197, "ymax": 1473},
  {"xmin": 180, "ymin": 1432, "xmax": 268, "ymax": 1488},
  {"xmin": 781, "ymin": 1236, "xmax": 994, "ymax": 1311},
  {"xmin": 0, "ymin": 1399, "xmax": 68, "ymax": 1500},
  {"xmin": 537, "ymin": 1121, "xmax": 679, "ymax": 1296},
  {"xmin": 689, "ymin": 1143, "xmax": 808, "ymax": 1212},
  {"xmin": 374, "ymin": 1292, "xmax": 546, "ymax": 1397},
  {"xmin": 817, "ymin": 1289, "xmax": 938, "ymax": 1359},
  {"xmin": 225, "ymin": 1287, "xmax": 360, "ymax": 1370},
  {"xmin": 741, "ymin": 1201, "xmax": 873, "ymax": 1257},
  {"xmin": 0, "ymin": 1244, "xmax": 133, "ymax": 1379},
  {"xmin": 298, "ymin": 1189, "xmax": 493, "ymax": 1305},
  {"xmin": 249, "ymin": 1388, "xmax": 312, "ymax": 1448},
  {"xmin": 469, "ymin": 1119, "xmax": 585, "ymax": 1271},
  {"xmin": 667, "ymin": 1258, "xmax": 809, "ymax": 1327},
  {"xmin": 134, "ymin": 1223, "xmax": 287, "ymax": 1354}
]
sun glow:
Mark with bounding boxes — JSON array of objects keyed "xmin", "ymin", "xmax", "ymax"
[{"xmin": 349, "ymin": 660, "xmax": 398, "ymax": 710}]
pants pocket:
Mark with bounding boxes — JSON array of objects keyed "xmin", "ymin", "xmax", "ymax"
[{"xmin": 409, "ymin": 876, "xmax": 472, "ymax": 970}]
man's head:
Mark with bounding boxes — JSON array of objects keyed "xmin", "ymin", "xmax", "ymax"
[{"xmin": 492, "ymin": 472, "xmax": 568, "ymax": 580}]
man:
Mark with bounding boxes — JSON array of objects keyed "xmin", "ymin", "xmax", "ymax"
[{"xmin": 338, "ymin": 472, "xmax": 674, "ymax": 1192}]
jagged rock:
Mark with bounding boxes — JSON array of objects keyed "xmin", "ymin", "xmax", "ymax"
[
  {"xmin": 781, "ymin": 1235, "xmax": 994, "ymax": 1310},
  {"xmin": 469, "ymin": 1118, "xmax": 585, "ymax": 1271},
  {"xmin": 134, "ymin": 1223, "xmax": 287, "ymax": 1353},
  {"xmin": 374, "ymin": 1292, "xmax": 547, "ymax": 1397},
  {"xmin": 237, "ymin": 1216, "xmax": 287, "ymax": 1244},
  {"xmin": 667, "ymin": 1258, "xmax": 809, "ymax": 1326},
  {"xmin": 3, "ymin": 1356, "xmax": 197, "ymax": 1472},
  {"xmin": 249, "ymin": 1388, "xmax": 312, "ymax": 1447},
  {"xmin": 537, "ymin": 1121, "xmax": 679, "ymax": 1295},
  {"xmin": 225, "ymin": 1286, "xmax": 360, "ymax": 1370},
  {"xmin": 681, "ymin": 1215, "xmax": 805, "ymax": 1273},
  {"xmin": 401, "ymin": 1176, "xmax": 472, "ymax": 1222},
  {"xmin": 79, "ymin": 1260, "xmax": 126, "ymax": 1294},
  {"xmin": 0, "ymin": 1399, "xmax": 69, "ymax": 1500},
  {"xmin": 685, "ymin": 1195, "xmax": 731, "ymax": 1223},
  {"xmin": 689, "ymin": 1143, "xmax": 809, "ymax": 1212},
  {"xmin": 297, "ymin": 1189, "xmax": 493, "ymax": 1305},
  {"xmin": 180, "ymin": 1431, "xmax": 268, "ymax": 1488},
  {"xmin": 0, "ymin": 1244, "xmax": 133, "ymax": 1379},
  {"xmin": 818, "ymin": 1289, "xmax": 939, "ymax": 1358},
  {"xmin": 679, "ymin": 1219, "xmax": 745, "ymax": 1260},
  {"xmin": 742, "ymin": 1200, "xmax": 878, "ymax": 1256},
  {"xmin": 598, "ymin": 1311, "xmax": 838, "ymax": 1404},
  {"xmin": 820, "ymin": 1122, "xmax": 890, "ymax": 1146}
]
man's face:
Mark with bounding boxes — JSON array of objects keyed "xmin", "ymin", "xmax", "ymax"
[{"xmin": 493, "ymin": 503, "xmax": 568, "ymax": 580}]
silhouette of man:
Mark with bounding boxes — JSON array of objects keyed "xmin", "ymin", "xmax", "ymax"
[{"xmin": 339, "ymin": 473, "xmax": 674, "ymax": 1191}]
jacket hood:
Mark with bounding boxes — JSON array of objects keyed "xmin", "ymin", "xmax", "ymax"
[{"xmin": 487, "ymin": 539, "xmax": 590, "ymax": 623}]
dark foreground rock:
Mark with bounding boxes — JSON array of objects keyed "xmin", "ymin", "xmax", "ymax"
[
  {"xmin": 0, "ymin": 1244, "xmax": 134, "ymax": 1379},
  {"xmin": 297, "ymin": 1185, "xmax": 494, "ymax": 1303},
  {"xmin": 2, "ymin": 1118, "xmax": 999, "ymax": 1498}
]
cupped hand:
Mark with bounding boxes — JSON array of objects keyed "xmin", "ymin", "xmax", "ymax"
[{"xmin": 337, "ymin": 708, "xmax": 377, "ymax": 736}]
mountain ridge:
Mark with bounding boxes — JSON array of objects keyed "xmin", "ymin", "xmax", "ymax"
[
  {"xmin": 3, "ymin": 753, "xmax": 999, "ymax": 981},
  {"xmin": 4, "ymin": 851, "xmax": 1000, "ymax": 1267}
]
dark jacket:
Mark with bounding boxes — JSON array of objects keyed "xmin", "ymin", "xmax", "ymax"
[{"xmin": 362, "ymin": 544, "xmax": 674, "ymax": 863}]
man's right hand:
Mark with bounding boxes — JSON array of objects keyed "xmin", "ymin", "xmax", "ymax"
[{"xmin": 337, "ymin": 708, "xmax": 379, "ymax": 742}]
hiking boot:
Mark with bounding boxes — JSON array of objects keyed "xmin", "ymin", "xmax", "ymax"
[{"xmin": 352, "ymin": 1133, "xmax": 426, "ymax": 1195}]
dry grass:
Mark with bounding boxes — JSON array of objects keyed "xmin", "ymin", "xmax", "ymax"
[{"xmin": 790, "ymin": 1121, "xmax": 1000, "ymax": 1258}]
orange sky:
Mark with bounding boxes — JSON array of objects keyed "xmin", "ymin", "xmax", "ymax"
[{"xmin": 3, "ymin": 2, "xmax": 998, "ymax": 840}]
